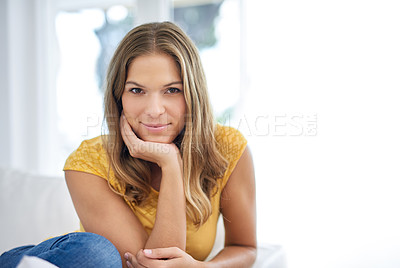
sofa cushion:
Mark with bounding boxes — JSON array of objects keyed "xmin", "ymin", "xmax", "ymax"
[{"xmin": 0, "ymin": 168, "xmax": 79, "ymax": 253}]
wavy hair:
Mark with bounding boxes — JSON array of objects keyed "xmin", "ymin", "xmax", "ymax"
[{"xmin": 103, "ymin": 22, "xmax": 227, "ymax": 226}]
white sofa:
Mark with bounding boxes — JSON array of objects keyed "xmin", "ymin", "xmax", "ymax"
[{"xmin": 0, "ymin": 167, "xmax": 286, "ymax": 267}]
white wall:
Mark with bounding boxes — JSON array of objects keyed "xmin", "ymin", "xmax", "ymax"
[
  {"xmin": 0, "ymin": 0, "xmax": 10, "ymax": 167},
  {"xmin": 2, "ymin": 0, "xmax": 40, "ymax": 171},
  {"xmin": 240, "ymin": 1, "xmax": 400, "ymax": 268},
  {"xmin": 0, "ymin": 0, "xmax": 60, "ymax": 174}
]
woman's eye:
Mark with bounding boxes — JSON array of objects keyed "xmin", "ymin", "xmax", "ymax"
[
  {"xmin": 130, "ymin": 88, "xmax": 143, "ymax": 94},
  {"xmin": 166, "ymin": 87, "xmax": 181, "ymax": 94}
]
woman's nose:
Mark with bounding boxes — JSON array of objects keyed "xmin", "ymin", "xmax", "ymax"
[{"xmin": 145, "ymin": 95, "xmax": 166, "ymax": 118}]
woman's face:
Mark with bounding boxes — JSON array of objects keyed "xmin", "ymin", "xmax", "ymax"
[{"xmin": 121, "ymin": 53, "xmax": 186, "ymax": 144}]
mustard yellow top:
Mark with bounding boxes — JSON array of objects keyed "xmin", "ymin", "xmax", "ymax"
[{"xmin": 63, "ymin": 124, "xmax": 247, "ymax": 261}]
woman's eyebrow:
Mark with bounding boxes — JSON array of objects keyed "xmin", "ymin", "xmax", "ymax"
[
  {"xmin": 163, "ymin": 81, "xmax": 183, "ymax": 87},
  {"xmin": 125, "ymin": 81, "xmax": 144, "ymax": 87},
  {"xmin": 125, "ymin": 81, "xmax": 182, "ymax": 87}
]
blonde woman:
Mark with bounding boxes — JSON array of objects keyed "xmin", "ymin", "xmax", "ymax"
[{"xmin": 0, "ymin": 22, "xmax": 256, "ymax": 268}]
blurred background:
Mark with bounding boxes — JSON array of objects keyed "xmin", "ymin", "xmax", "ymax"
[{"xmin": 1, "ymin": 0, "xmax": 400, "ymax": 267}]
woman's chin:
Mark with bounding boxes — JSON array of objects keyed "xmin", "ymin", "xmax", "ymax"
[{"xmin": 140, "ymin": 135, "xmax": 175, "ymax": 144}]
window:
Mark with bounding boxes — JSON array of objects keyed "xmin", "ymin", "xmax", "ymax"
[
  {"xmin": 55, "ymin": 4, "xmax": 135, "ymax": 173},
  {"xmin": 173, "ymin": 0, "xmax": 242, "ymax": 123}
]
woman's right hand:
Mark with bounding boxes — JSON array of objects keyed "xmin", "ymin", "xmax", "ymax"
[
  {"xmin": 120, "ymin": 113, "xmax": 182, "ymax": 168},
  {"xmin": 125, "ymin": 252, "xmax": 146, "ymax": 268}
]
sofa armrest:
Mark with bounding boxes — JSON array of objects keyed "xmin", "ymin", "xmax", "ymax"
[{"xmin": 207, "ymin": 215, "xmax": 286, "ymax": 267}]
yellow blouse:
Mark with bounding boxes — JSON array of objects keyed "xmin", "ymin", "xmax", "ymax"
[{"xmin": 63, "ymin": 124, "xmax": 247, "ymax": 261}]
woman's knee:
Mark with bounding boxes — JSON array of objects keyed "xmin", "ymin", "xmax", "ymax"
[
  {"xmin": 74, "ymin": 233, "xmax": 121, "ymax": 266},
  {"xmin": 53, "ymin": 232, "xmax": 122, "ymax": 267}
]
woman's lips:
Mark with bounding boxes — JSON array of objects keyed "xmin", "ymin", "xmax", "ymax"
[{"xmin": 141, "ymin": 123, "xmax": 170, "ymax": 132}]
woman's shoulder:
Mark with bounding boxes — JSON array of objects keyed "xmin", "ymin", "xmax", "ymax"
[
  {"xmin": 214, "ymin": 124, "xmax": 247, "ymax": 157},
  {"xmin": 70, "ymin": 136, "xmax": 107, "ymax": 160},
  {"xmin": 214, "ymin": 124, "xmax": 247, "ymax": 187},
  {"xmin": 80, "ymin": 135, "xmax": 105, "ymax": 148},
  {"xmin": 63, "ymin": 135, "xmax": 109, "ymax": 179}
]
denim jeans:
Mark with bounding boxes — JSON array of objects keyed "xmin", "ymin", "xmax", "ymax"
[{"xmin": 0, "ymin": 232, "xmax": 122, "ymax": 268}]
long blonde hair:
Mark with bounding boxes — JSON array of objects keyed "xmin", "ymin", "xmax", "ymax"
[{"xmin": 103, "ymin": 22, "xmax": 227, "ymax": 226}]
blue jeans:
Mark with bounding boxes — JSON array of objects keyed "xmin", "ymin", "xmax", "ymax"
[{"xmin": 0, "ymin": 232, "xmax": 122, "ymax": 268}]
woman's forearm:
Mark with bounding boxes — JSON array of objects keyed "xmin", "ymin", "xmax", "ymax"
[
  {"xmin": 205, "ymin": 246, "xmax": 257, "ymax": 268},
  {"xmin": 144, "ymin": 161, "xmax": 186, "ymax": 250}
]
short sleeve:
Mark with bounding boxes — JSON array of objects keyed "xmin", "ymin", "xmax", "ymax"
[
  {"xmin": 63, "ymin": 136, "xmax": 108, "ymax": 180},
  {"xmin": 215, "ymin": 125, "xmax": 248, "ymax": 189}
]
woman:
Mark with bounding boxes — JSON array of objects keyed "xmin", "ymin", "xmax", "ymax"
[{"xmin": 1, "ymin": 22, "xmax": 256, "ymax": 268}]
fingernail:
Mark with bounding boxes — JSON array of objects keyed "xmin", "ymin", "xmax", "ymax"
[
  {"xmin": 124, "ymin": 253, "xmax": 129, "ymax": 260},
  {"xmin": 143, "ymin": 249, "xmax": 152, "ymax": 255},
  {"xmin": 126, "ymin": 261, "xmax": 132, "ymax": 268}
]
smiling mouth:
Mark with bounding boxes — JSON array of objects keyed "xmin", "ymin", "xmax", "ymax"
[
  {"xmin": 141, "ymin": 123, "xmax": 170, "ymax": 128},
  {"xmin": 141, "ymin": 123, "xmax": 171, "ymax": 132}
]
